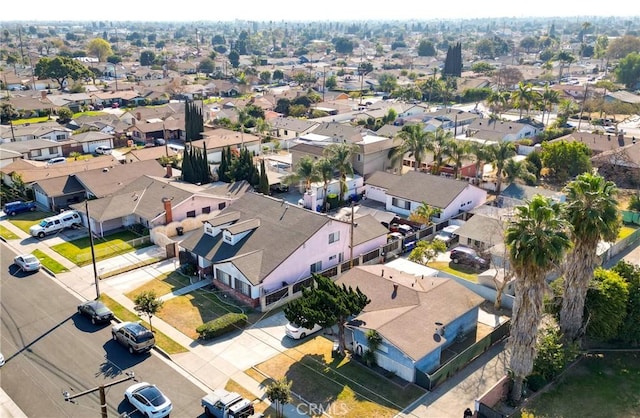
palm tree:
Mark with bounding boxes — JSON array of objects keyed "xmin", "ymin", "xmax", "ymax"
[
  {"xmin": 560, "ymin": 173, "xmax": 621, "ymax": 343},
  {"xmin": 389, "ymin": 123, "xmax": 432, "ymax": 172},
  {"xmin": 409, "ymin": 201, "xmax": 442, "ymax": 225},
  {"xmin": 506, "ymin": 195, "xmax": 571, "ymax": 402},
  {"xmin": 323, "ymin": 142, "xmax": 358, "ymax": 204},
  {"xmin": 427, "ymin": 128, "xmax": 453, "ymax": 175},
  {"xmin": 284, "ymin": 155, "xmax": 320, "ymax": 192},
  {"xmin": 486, "ymin": 90, "xmax": 510, "ymax": 117},
  {"xmin": 315, "ymin": 157, "xmax": 335, "ymax": 212},
  {"xmin": 445, "ymin": 140, "xmax": 470, "ymax": 179},
  {"xmin": 540, "ymin": 85, "xmax": 560, "ymax": 126},
  {"xmin": 489, "ymin": 141, "xmax": 517, "ymax": 195},
  {"xmin": 469, "ymin": 141, "xmax": 493, "ymax": 182},
  {"xmin": 510, "ymin": 82, "xmax": 540, "ymax": 119}
]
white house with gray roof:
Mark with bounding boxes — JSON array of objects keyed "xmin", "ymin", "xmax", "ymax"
[
  {"xmin": 365, "ymin": 170, "xmax": 487, "ymax": 221},
  {"xmin": 464, "ymin": 119, "xmax": 541, "ymax": 143}
]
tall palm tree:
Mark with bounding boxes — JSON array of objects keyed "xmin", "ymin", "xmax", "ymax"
[
  {"xmin": 489, "ymin": 141, "xmax": 517, "ymax": 195},
  {"xmin": 427, "ymin": 128, "xmax": 453, "ymax": 175},
  {"xmin": 540, "ymin": 85, "xmax": 560, "ymax": 126},
  {"xmin": 409, "ymin": 201, "xmax": 442, "ymax": 225},
  {"xmin": 560, "ymin": 173, "xmax": 621, "ymax": 343},
  {"xmin": 389, "ymin": 123, "xmax": 432, "ymax": 172},
  {"xmin": 510, "ymin": 82, "xmax": 540, "ymax": 119},
  {"xmin": 506, "ymin": 195, "xmax": 571, "ymax": 402},
  {"xmin": 315, "ymin": 157, "xmax": 335, "ymax": 212},
  {"xmin": 469, "ymin": 141, "xmax": 492, "ymax": 182},
  {"xmin": 324, "ymin": 142, "xmax": 358, "ymax": 204},
  {"xmin": 284, "ymin": 155, "xmax": 320, "ymax": 192},
  {"xmin": 445, "ymin": 140, "xmax": 470, "ymax": 179},
  {"xmin": 486, "ymin": 90, "xmax": 510, "ymax": 117}
]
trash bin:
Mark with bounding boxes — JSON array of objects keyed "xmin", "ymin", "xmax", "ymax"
[
  {"xmin": 331, "ymin": 340, "xmax": 340, "ymax": 358},
  {"xmin": 176, "ymin": 226, "xmax": 184, "ymax": 236}
]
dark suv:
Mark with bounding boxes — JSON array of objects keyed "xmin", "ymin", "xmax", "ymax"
[
  {"xmin": 450, "ymin": 246, "xmax": 490, "ymax": 270},
  {"xmin": 112, "ymin": 322, "xmax": 155, "ymax": 354}
]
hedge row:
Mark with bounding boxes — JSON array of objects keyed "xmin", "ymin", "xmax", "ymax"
[{"xmin": 196, "ymin": 312, "xmax": 248, "ymax": 340}]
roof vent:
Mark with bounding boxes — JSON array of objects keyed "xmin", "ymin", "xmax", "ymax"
[{"xmin": 102, "ymin": 168, "xmax": 109, "ymax": 172}]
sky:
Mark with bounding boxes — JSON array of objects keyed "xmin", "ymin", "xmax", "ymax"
[{"xmin": 1, "ymin": 0, "xmax": 625, "ymax": 23}]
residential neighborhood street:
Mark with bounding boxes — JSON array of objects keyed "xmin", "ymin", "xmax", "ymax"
[{"xmin": 1, "ymin": 215, "xmax": 509, "ymax": 418}]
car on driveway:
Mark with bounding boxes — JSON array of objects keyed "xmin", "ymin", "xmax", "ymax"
[
  {"xmin": 4, "ymin": 200, "xmax": 37, "ymax": 216},
  {"xmin": 124, "ymin": 382, "xmax": 172, "ymax": 418},
  {"xmin": 450, "ymin": 246, "xmax": 490, "ymax": 270},
  {"xmin": 434, "ymin": 225, "xmax": 460, "ymax": 247},
  {"xmin": 14, "ymin": 254, "xmax": 41, "ymax": 272},
  {"xmin": 285, "ymin": 322, "xmax": 323, "ymax": 339},
  {"xmin": 77, "ymin": 300, "xmax": 114, "ymax": 325},
  {"xmin": 95, "ymin": 146, "xmax": 113, "ymax": 155},
  {"xmin": 112, "ymin": 322, "xmax": 155, "ymax": 354}
]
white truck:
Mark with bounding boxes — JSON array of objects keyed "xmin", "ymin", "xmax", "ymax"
[
  {"xmin": 29, "ymin": 210, "xmax": 82, "ymax": 238},
  {"xmin": 201, "ymin": 389, "xmax": 262, "ymax": 418}
]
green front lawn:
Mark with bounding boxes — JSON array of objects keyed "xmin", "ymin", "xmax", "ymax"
[
  {"xmin": 429, "ymin": 261, "xmax": 479, "ymax": 282},
  {"xmin": 51, "ymin": 230, "xmax": 152, "ymax": 266},
  {"xmin": 8, "ymin": 211, "xmax": 56, "ymax": 234},
  {"xmin": 0, "ymin": 225, "xmax": 20, "ymax": 240},
  {"xmin": 519, "ymin": 352, "xmax": 640, "ymax": 417},
  {"xmin": 32, "ymin": 249, "xmax": 69, "ymax": 274},
  {"xmin": 98, "ymin": 294, "xmax": 187, "ymax": 355},
  {"xmin": 249, "ymin": 337, "xmax": 425, "ymax": 418}
]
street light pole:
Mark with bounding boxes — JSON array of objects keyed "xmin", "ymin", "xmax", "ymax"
[{"xmin": 85, "ymin": 199, "xmax": 100, "ymax": 299}]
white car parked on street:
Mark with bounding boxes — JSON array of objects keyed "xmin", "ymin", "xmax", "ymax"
[
  {"xmin": 285, "ymin": 322, "xmax": 323, "ymax": 339},
  {"xmin": 124, "ymin": 382, "xmax": 172, "ymax": 418}
]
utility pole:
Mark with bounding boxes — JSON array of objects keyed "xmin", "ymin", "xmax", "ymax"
[
  {"xmin": 349, "ymin": 202, "xmax": 355, "ymax": 268},
  {"xmin": 577, "ymin": 82, "xmax": 589, "ymax": 131},
  {"xmin": 85, "ymin": 199, "xmax": 100, "ymax": 299},
  {"xmin": 63, "ymin": 371, "xmax": 136, "ymax": 418}
]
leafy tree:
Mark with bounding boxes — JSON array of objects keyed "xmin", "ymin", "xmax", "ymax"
[
  {"xmin": 140, "ymin": 50, "xmax": 156, "ymax": 66},
  {"xmin": 229, "ymin": 147, "xmax": 259, "ymax": 186},
  {"xmin": 86, "ymin": 38, "xmax": 112, "ymax": 61},
  {"xmin": 274, "ymin": 98, "xmax": 291, "ymax": 115},
  {"xmin": 615, "ymin": 52, "xmax": 640, "ymax": 89},
  {"xmin": 606, "ymin": 35, "xmax": 640, "ymax": 60},
  {"xmin": 34, "ymin": 56, "xmax": 92, "ymax": 90},
  {"xmin": 531, "ymin": 324, "xmax": 578, "ymax": 385},
  {"xmin": 259, "ymin": 70, "xmax": 271, "ymax": 84},
  {"xmin": 519, "ymin": 36, "xmax": 539, "ymax": 53},
  {"xmin": 584, "ymin": 268, "xmax": 629, "ymax": 341},
  {"xmin": 1, "ymin": 102, "xmax": 19, "ymax": 125},
  {"xmin": 417, "ymin": 40, "xmax": 436, "ymax": 57},
  {"xmin": 377, "ymin": 73, "xmax": 397, "ymax": 93},
  {"xmin": 283, "ymin": 274, "xmax": 370, "ymax": 355},
  {"xmin": 443, "ymin": 42, "xmax": 462, "ymax": 77},
  {"xmin": 471, "ymin": 62, "xmax": 495, "ymax": 75},
  {"xmin": 540, "ymin": 140, "xmax": 592, "ymax": 184},
  {"xmin": 325, "ymin": 74, "xmax": 337, "ymax": 90},
  {"xmin": 506, "ymin": 195, "xmax": 571, "ymax": 402},
  {"xmin": 198, "ymin": 57, "xmax": 215, "ymax": 74},
  {"xmin": 333, "ymin": 37, "xmax": 354, "ymax": 54},
  {"xmin": 56, "ymin": 107, "xmax": 73, "ymax": 123},
  {"xmin": 133, "ymin": 290, "xmax": 164, "ymax": 332},
  {"xmin": 273, "ymin": 69, "xmax": 284, "ymax": 81},
  {"xmin": 265, "ymin": 378, "xmax": 291, "ymax": 418},
  {"xmin": 611, "ymin": 261, "xmax": 640, "ymax": 345},
  {"xmin": 408, "ymin": 240, "xmax": 446, "ymax": 266},
  {"xmin": 560, "ymin": 173, "xmax": 620, "ymax": 343}
]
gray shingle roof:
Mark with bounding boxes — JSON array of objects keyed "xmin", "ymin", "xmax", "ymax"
[
  {"xmin": 180, "ymin": 192, "xmax": 334, "ymax": 285},
  {"xmin": 74, "ymin": 160, "xmax": 166, "ymax": 198}
]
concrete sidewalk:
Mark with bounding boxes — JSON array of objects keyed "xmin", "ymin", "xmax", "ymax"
[{"xmin": 0, "ymin": 217, "xmax": 306, "ymax": 417}]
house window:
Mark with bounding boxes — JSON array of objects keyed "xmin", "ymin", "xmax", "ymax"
[
  {"xmin": 234, "ymin": 278, "xmax": 250, "ymax": 296},
  {"xmin": 218, "ymin": 202, "xmax": 226, "ymax": 210},
  {"xmin": 187, "ymin": 210, "xmax": 196, "ymax": 218},
  {"xmin": 329, "ymin": 254, "xmax": 336, "ymax": 261},
  {"xmin": 32, "ymin": 149, "xmax": 41, "ymax": 157},
  {"xmin": 357, "ymin": 154, "xmax": 362, "ymax": 162},
  {"xmin": 391, "ymin": 197, "xmax": 411, "ymax": 210},
  {"xmin": 329, "ymin": 231, "xmax": 340, "ymax": 244},
  {"xmin": 216, "ymin": 269, "xmax": 231, "ymax": 286},
  {"xmin": 49, "ymin": 147, "xmax": 57, "ymax": 154},
  {"xmin": 202, "ymin": 206, "xmax": 211, "ymax": 214},
  {"xmin": 56, "ymin": 134, "xmax": 66, "ymax": 140},
  {"xmin": 284, "ymin": 130, "xmax": 288, "ymax": 136},
  {"xmin": 310, "ymin": 261, "xmax": 322, "ymax": 273}
]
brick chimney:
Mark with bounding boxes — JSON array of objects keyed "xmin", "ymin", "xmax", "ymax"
[
  {"xmin": 165, "ymin": 165, "xmax": 173, "ymax": 178},
  {"xmin": 41, "ymin": 90, "xmax": 47, "ymax": 100},
  {"xmin": 163, "ymin": 197, "xmax": 173, "ymax": 223}
]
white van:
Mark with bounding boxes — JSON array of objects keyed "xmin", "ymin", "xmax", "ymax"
[
  {"xmin": 47, "ymin": 157, "xmax": 66, "ymax": 165},
  {"xmin": 30, "ymin": 210, "xmax": 82, "ymax": 238}
]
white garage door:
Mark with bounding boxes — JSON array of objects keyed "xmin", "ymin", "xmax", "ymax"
[
  {"xmin": 34, "ymin": 188, "xmax": 50, "ymax": 210},
  {"xmin": 375, "ymin": 353, "xmax": 414, "ymax": 382}
]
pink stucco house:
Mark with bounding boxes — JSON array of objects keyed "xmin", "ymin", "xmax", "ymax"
[{"xmin": 179, "ymin": 192, "xmax": 388, "ymax": 311}]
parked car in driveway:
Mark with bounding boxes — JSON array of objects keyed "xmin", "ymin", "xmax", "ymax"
[
  {"xmin": 3, "ymin": 200, "xmax": 37, "ymax": 216},
  {"xmin": 95, "ymin": 146, "xmax": 113, "ymax": 155},
  {"xmin": 14, "ymin": 254, "xmax": 41, "ymax": 272},
  {"xmin": 434, "ymin": 225, "xmax": 460, "ymax": 247},
  {"xmin": 29, "ymin": 210, "xmax": 82, "ymax": 238},
  {"xmin": 77, "ymin": 300, "xmax": 114, "ymax": 325},
  {"xmin": 449, "ymin": 246, "xmax": 490, "ymax": 270},
  {"xmin": 124, "ymin": 382, "xmax": 172, "ymax": 418},
  {"xmin": 112, "ymin": 322, "xmax": 155, "ymax": 354},
  {"xmin": 285, "ymin": 322, "xmax": 323, "ymax": 339}
]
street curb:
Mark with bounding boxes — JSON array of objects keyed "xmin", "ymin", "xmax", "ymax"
[{"xmin": 41, "ymin": 266, "xmax": 56, "ymax": 278}]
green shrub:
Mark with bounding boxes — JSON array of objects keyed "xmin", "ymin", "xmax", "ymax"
[
  {"xmin": 526, "ymin": 373, "xmax": 548, "ymax": 392},
  {"xmin": 196, "ymin": 312, "xmax": 248, "ymax": 340}
]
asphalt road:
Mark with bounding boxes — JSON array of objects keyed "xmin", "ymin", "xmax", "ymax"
[{"xmin": 0, "ymin": 244, "xmax": 207, "ymax": 418}]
